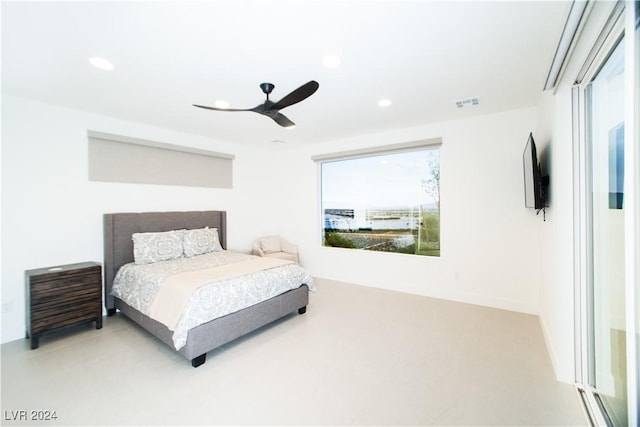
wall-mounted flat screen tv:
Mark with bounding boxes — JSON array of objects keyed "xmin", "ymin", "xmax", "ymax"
[{"xmin": 523, "ymin": 132, "xmax": 545, "ymax": 210}]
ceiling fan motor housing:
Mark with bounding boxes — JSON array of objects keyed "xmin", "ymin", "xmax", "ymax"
[{"xmin": 260, "ymin": 82, "xmax": 275, "ymax": 98}]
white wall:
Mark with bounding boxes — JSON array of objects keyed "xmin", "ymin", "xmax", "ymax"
[
  {"xmin": 2, "ymin": 94, "xmax": 545, "ymax": 346},
  {"xmin": 535, "ymin": 87, "xmax": 575, "ymax": 384},
  {"xmin": 0, "ymin": 95, "xmax": 276, "ymax": 343},
  {"xmin": 268, "ymin": 107, "xmax": 543, "ymax": 315}
]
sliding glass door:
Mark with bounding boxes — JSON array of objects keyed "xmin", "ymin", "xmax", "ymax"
[
  {"xmin": 585, "ymin": 36, "xmax": 627, "ymax": 426},
  {"xmin": 574, "ymin": 2, "xmax": 639, "ymax": 425}
]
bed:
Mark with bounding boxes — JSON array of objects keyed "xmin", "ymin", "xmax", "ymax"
[{"xmin": 103, "ymin": 210, "xmax": 312, "ymax": 367}]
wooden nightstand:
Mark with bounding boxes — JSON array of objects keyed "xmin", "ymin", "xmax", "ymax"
[{"xmin": 25, "ymin": 262, "xmax": 103, "ymax": 349}]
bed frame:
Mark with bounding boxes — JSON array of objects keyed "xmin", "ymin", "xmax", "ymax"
[{"xmin": 103, "ymin": 210, "xmax": 309, "ymax": 367}]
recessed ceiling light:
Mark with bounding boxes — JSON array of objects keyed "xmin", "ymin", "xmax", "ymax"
[
  {"xmin": 88, "ymin": 57, "xmax": 114, "ymax": 71},
  {"xmin": 322, "ymin": 55, "xmax": 341, "ymax": 68},
  {"xmin": 214, "ymin": 100, "xmax": 230, "ymax": 109},
  {"xmin": 378, "ymin": 99, "xmax": 392, "ymax": 107}
]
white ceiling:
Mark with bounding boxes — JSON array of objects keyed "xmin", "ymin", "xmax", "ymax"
[{"xmin": 1, "ymin": 0, "xmax": 570, "ymax": 148}]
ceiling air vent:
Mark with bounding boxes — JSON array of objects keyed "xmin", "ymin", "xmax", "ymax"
[{"xmin": 455, "ymin": 97, "xmax": 480, "ymax": 108}]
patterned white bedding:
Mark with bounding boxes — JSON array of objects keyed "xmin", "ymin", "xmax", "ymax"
[{"xmin": 111, "ymin": 251, "xmax": 315, "ymax": 350}]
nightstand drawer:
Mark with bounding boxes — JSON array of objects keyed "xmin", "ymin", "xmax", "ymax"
[
  {"xmin": 32, "ymin": 296, "xmax": 101, "ymax": 322},
  {"xmin": 31, "ymin": 304, "xmax": 101, "ymax": 334},
  {"xmin": 26, "ymin": 262, "xmax": 103, "ymax": 349},
  {"xmin": 31, "ymin": 283, "xmax": 101, "ymax": 308}
]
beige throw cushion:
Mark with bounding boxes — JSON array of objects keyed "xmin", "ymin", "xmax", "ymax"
[{"xmin": 260, "ymin": 236, "xmax": 282, "ymax": 254}]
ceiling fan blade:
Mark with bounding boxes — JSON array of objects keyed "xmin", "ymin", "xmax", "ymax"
[
  {"xmin": 194, "ymin": 80, "xmax": 316, "ymax": 128},
  {"xmin": 271, "ymin": 112, "xmax": 295, "ymax": 128},
  {"xmin": 193, "ymin": 104, "xmax": 252, "ymax": 112},
  {"xmin": 270, "ymin": 80, "xmax": 319, "ymax": 111}
]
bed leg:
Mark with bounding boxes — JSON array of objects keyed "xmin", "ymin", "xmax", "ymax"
[
  {"xmin": 106, "ymin": 308, "xmax": 117, "ymax": 317},
  {"xmin": 298, "ymin": 306, "xmax": 307, "ymax": 315},
  {"xmin": 191, "ymin": 354, "xmax": 207, "ymax": 368}
]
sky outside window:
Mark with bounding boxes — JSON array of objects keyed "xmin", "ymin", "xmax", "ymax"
[{"xmin": 321, "ymin": 149, "xmax": 439, "ymax": 210}]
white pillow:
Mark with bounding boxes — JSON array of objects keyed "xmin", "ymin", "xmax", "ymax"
[
  {"xmin": 183, "ymin": 227, "xmax": 223, "ymax": 257},
  {"xmin": 132, "ymin": 230, "xmax": 184, "ymax": 265}
]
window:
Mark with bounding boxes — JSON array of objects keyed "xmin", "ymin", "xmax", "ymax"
[{"xmin": 319, "ymin": 143, "xmax": 440, "ymax": 257}]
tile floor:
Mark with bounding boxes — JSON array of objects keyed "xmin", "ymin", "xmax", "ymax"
[{"xmin": 1, "ymin": 278, "xmax": 587, "ymax": 426}]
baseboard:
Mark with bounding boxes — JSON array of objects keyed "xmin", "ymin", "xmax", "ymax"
[
  {"xmin": 315, "ymin": 275, "xmax": 539, "ymax": 315},
  {"xmin": 538, "ymin": 310, "xmax": 574, "ymax": 384}
]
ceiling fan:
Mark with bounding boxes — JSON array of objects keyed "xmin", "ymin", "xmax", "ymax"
[{"xmin": 193, "ymin": 80, "xmax": 319, "ymax": 128}]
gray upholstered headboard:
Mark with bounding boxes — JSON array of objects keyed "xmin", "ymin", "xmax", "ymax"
[{"xmin": 103, "ymin": 210, "xmax": 227, "ymax": 311}]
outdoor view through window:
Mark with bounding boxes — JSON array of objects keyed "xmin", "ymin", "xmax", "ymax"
[{"xmin": 321, "ymin": 147, "xmax": 440, "ymax": 256}]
